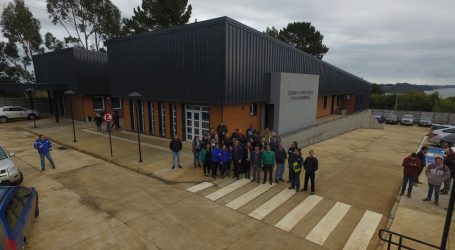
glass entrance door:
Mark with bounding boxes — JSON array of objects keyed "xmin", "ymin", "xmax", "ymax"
[{"xmin": 185, "ymin": 105, "xmax": 209, "ymax": 141}]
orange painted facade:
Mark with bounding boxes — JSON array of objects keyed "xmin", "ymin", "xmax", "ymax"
[
  {"xmin": 64, "ymin": 96, "xmax": 124, "ymax": 122},
  {"xmin": 222, "ymin": 104, "xmax": 262, "ymax": 135}
]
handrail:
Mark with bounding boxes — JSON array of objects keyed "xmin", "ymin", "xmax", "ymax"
[{"xmin": 379, "ymin": 229, "xmax": 442, "ymax": 250}]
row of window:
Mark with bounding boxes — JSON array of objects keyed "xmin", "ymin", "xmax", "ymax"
[
  {"xmin": 92, "ymin": 97, "xmax": 122, "ymax": 111},
  {"xmin": 321, "ymin": 95, "xmax": 346, "ymax": 110}
]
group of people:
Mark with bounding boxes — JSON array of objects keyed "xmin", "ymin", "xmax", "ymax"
[
  {"xmin": 94, "ymin": 110, "xmax": 121, "ymax": 131},
  {"xmin": 401, "ymin": 146, "xmax": 454, "ymax": 206},
  {"xmin": 180, "ymin": 123, "xmax": 319, "ymax": 194}
]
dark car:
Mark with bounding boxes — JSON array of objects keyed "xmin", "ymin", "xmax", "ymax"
[
  {"xmin": 0, "ymin": 186, "xmax": 39, "ymax": 250},
  {"xmin": 374, "ymin": 115, "xmax": 385, "ymax": 124},
  {"xmin": 385, "ymin": 114, "xmax": 398, "ymax": 124}
]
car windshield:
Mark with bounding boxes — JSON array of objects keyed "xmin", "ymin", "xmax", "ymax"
[
  {"xmin": 0, "ymin": 148, "xmax": 7, "ymax": 160},
  {"xmin": 0, "ymin": 187, "xmax": 10, "ymax": 203}
]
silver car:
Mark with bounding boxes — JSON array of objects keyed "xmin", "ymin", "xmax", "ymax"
[
  {"xmin": 0, "ymin": 147, "xmax": 23, "ymax": 185},
  {"xmin": 0, "ymin": 106, "xmax": 39, "ymax": 123},
  {"xmin": 427, "ymin": 125, "xmax": 455, "ymax": 145},
  {"xmin": 400, "ymin": 114, "xmax": 414, "ymax": 125}
]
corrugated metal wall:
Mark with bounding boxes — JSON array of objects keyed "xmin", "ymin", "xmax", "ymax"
[
  {"xmin": 225, "ymin": 18, "xmax": 371, "ymax": 107},
  {"xmin": 108, "ymin": 20, "xmax": 226, "ymax": 103},
  {"xmin": 32, "ymin": 48, "xmax": 109, "ymax": 95}
]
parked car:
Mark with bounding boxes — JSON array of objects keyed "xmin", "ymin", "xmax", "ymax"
[
  {"xmin": 0, "ymin": 186, "xmax": 39, "ymax": 250},
  {"xmin": 385, "ymin": 114, "xmax": 398, "ymax": 124},
  {"xmin": 427, "ymin": 125, "xmax": 455, "ymax": 145},
  {"xmin": 374, "ymin": 115, "xmax": 385, "ymax": 123},
  {"xmin": 418, "ymin": 117, "xmax": 432, "ymax": 127},
  {"xmin": 0, "ymin": 147, "xmax": 22, "ymax": 185},
  {"xmin": 400, "ymin": 114, "xmax": 414, "ymax": 125},
  {"xmin": 0, "ymin": 106, "xmax": 39, "ymax": 123},
  {"xmin": 439, "ymin": 133, "xmax": 455, "ymax": 148}
]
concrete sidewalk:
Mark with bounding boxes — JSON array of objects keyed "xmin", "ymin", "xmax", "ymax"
[{"xmin": 23, "ymin": 118, "xmax": 210, "ymax": 183}]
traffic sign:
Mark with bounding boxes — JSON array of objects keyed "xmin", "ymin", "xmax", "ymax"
[{"xmin": 103, "ymin": 113, "xmax": 112, "ymax": 122}]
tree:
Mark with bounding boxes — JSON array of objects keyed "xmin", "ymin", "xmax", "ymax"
[
  {"xmin": 278, "ymin": 22, "xmax": 329, "ymax": 59},
  {"xmin": 44, "ymin": 32, "xmax": 65, "ymax": 51},
  {"xmin": 46, "ymin": 0, "xmax": 121, "ymax": 51},
  {"xmin": 1, "ymin": 0, "xmax": 42, "ymax": 82},
  {"xmin": 0, "ymin": 41, "xmax": 22, "ymax": 83},
  {"xmin": 123, "ymin": 0, "xmax": 192, "ymax": 34},
  {"xmin": 371, "ymin": 83, "xmax": 384, "ymax": 95},
  {"xmin": 264, "ymin": 26, "xmax": 279, "ymax": 39}
]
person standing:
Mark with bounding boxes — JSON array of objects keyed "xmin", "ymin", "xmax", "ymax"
[
  {"xmin": 415, "ymin": 146, "xmax": 428, "ymax": 185},
  {"xmin": 250, "ymin": 145, "xmax": 262, "ymax": 183},
  {"xmin": 287, "ymin": 141, "xmax": 298, "ymax": 183},
  {"xmin": 242, "ymin": 142, "xmax": 252, "ymax": 179},
  {"xmin": 302, "ymin": 149, "xmax": 319, "ymax": 194},
  {"xmin": 288, "ymin": 148, "xmax": 303, "ymax": 192},
  {"xmin": 211, "ymin": 143, "xmax": 222, "ymax": 178},
  {"xmin": 192, "ymin": 136, "xmax": 202, "ymax": 168},
  {"xmin": 262, "ymin": 144, "xmax": 276, "ymax": 185},
  {"xmin": 34, "ymin": 134, "xmax": 56, "ymax": 172},
  {"xmin": 400, "ymin": 153, "xmax": 421, "ymax": 198},
  {"xmin": 274, "ymin": 144, "xmax": 287, "ymax": 183},
  {"xmin": 217, "ymin": 122, "xmax": 228, "ymax": 141},
  {"xmin": 111, "ymin": 110, "xmax": 120, "ymax": 129},
  {"xmin": 232, "ymin": 140, "xmax": 243, "ymax": 180},
  {"xmin": 201, "ymin": 143, "xmax": 212, "ymax": 176},
  {"xmin": 169, "ymin": 134, "xmax": 183, "ymax": 169},
  {"xmin": 423, "ymin": 156, "xmax": 450, "ymax": 206},
  {"xmin": 95, "ymin": 113, "xmax": 103, "ymax": 131},
  {"xmin": 441, "ymin": 148, "xmax": 455, "ymax": 195}
]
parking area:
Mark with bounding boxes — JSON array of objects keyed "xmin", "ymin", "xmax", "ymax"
[{"xmin": 0, "ymin": 120, "xmax": 452, "ymax": 249}]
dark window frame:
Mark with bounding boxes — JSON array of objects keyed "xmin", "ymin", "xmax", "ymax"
[
  {"xmin": 249, "ymin": 103, "xmax": 258, "ymax": 116},
  {"xmin": 93, "ymin": 96, "xmax": 105, "ymax": 111}
]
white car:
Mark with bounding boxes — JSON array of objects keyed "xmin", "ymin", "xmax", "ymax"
[
  {"xmin": 400, "ymin": 114, "xmax": 414, "ymax": 125},
  {"xmin": 427, "ymin": 124, "xmax": 455, "ymax": 146},
  {"xmin": 0, "ymin": 146, "xmax": 23, "ymax": 185},
  {"xmin": 0, "ymin": 106, "xmax": 39, "ymax": 123}
]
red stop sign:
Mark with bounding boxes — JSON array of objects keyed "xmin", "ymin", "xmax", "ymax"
[{"xmin": 103, "ymin": 113, "xmax": 112, "ymax": 122}]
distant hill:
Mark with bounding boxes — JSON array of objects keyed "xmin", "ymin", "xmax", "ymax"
[{"xmin": 379, "ymin": 83, "xmax": 455, "ymax": 93}]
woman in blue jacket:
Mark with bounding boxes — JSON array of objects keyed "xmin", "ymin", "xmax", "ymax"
[{"xmin": 211, "ymin": 144, "xmax": 222, "ymax": 178}]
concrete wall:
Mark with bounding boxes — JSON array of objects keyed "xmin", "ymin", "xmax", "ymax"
[
  {"xmin": 269, "ymin": 73, "xmax": 319, "ymax": 135},
  {"xmin": 372, "ymin": 109, "xmax": 455, "ymax": 125},
  {"xmin": 281, "ymin": 109, "xmax": 383, "ymax": 148}
]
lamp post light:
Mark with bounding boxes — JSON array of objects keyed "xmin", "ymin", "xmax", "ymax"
[
  {"xmin": 64, "ymin": 90, "xmax": 77, "ymax": 142},
  {"xmin": 25, "ymin": 88, "xmax": 36, "ymax": 128},
  {"xmin": 128, "ymin": 92, "xmax": 143, "ymax": 162}
]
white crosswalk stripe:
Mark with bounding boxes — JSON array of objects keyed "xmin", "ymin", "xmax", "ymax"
[
  {"xmin": 275, "ymin": 195, "xmax": 323, "ymax": 232},
  {"xmin": 186, "ymin": 182, "xmax": 214, "ymax": 193},
  {"xmin": 248, "ymin": 188, "xmax": 295, "ymax": 220},
  {"xmin": 306, "ymin": 202, "xmax": 351, "ymax": 245},
  {"xmin": 342, "ymin": 211, "xmax": 383, "ymax": 250},
  {"xmin": 205, "ymin": 178, "xmax": 250, "ymax": 201},
  {"xmin": 226, "ymin": 183, "xmax": 275, "ymax": 210}
]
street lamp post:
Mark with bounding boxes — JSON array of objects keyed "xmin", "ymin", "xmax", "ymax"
[
  {"xmin": 64, "ymin": 90, "xmax": 77, "ymax": 142},
  {"xmin": 129, "ymin": 92, "xmax": 142, "ymax": 162},
  {"xmin": 25, "ymin": 88, "xmax": 36, "ymax": 128}
]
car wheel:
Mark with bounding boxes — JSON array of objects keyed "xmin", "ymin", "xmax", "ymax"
[
  {"xmin": 441, "ymin": 141, "xmax": 450, "ymax": 148},
  {"xmin": 15, "ymin": 171, "xmax": 23, "ymax": 185},
  {"xmin": 0, "ymin": 116, "xmax": 7, "ymax": 123},
  {"xmin": 28, "ymin": 114, "xmax": 37, "ymax": 120}
]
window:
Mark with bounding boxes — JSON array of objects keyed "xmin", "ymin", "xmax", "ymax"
[
  {"xmin": 356, "ymin": 95, "xmax": 364, "ymax": 105},
  {"xmin": 170, "ymin": 103, "xmax": 177, "ymax": 137},
  {"xmin": 11, "ymin": 107, "xmax": 25, "ymax": 111},
  {"xmin": 159, "ymin": 102, "xmax": 166, "ymax": 137},
  {"xmin": 111, "ymin": 97, "xmax": 122, "ymax": 109},
  {"xmin": 5, "ymin": 196, "xmax": 24, "ymax": 230},
  {"xmin": 148, "ymin": 102, "xmax": 155, "ymax": 135},
  {"xmin": 93, "ymin": 96, "xmax": 105, "ymax": 111},
  {"xmin": 249, "ymin": 104, "xmax": 257, "ymax": 116},
  {"xmin": 442, "ymin": 128, "xmax": 455, "ymax": 133},
  {"xmin": 337, "ymin": 95, "xmax": 342, "ymax": 106},
  {"xmin": 322, "ymin": 96, "xmax": 328, "ymax": 109}
]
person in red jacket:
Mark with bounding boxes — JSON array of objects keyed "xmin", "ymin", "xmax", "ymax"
[{"xmin": 400, "ymin": 153, "xmax": 422, "ymax": 198}]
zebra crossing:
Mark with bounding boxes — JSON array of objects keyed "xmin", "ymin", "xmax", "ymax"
[{"xmin": 186, "ymin": 178, "xmax": 383, "ymax": 249}]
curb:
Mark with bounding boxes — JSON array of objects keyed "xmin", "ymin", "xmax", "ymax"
[{"xmin": 23, "ymin": 127, "xmax": 209, "ymax": 185}]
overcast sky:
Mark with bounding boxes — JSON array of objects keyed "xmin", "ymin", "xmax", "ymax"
[{"xmin": 1, "ymin": 0, "xmax": 454, "ymax": 85}]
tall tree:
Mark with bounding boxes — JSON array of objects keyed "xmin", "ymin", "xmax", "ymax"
[
  {"xmin": 0, "ymin": 41, "xmax": 22, "ymax": 83},
  {"xmin": 371, "ymin": 83, "xmax": 384, "ymax": 95},
  {"xmin": 264, "ymin": 26, "xmax": 279, "ymax": 39},
  {"xmin": 46, "ymin": 0, "xmax": 121, "ymax": 51},
  {"xmin": 123, "ymin": 0, "xmax": 192, "ymax": 34},
  {"xmin": 0, "ymin": 0, "xmax": 42, "ymax": 82},
  {"xmin": 277, "ymin": 22, "xmax": 329, "ymax": 59},
  {"xmin": 44, "ymin": 32, "xmax": 65, "ymax": 51}
]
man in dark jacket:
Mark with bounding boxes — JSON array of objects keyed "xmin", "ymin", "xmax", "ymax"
[
  {"xmin": 232, "ymin": 140, "xmax": 243, "ymax": 180},
  {"xmin": 169, "ymin": 133, "xmax": 183, "ymax": 169},
  {"xmin": 250, "ymin": 145, "xmax": 262, "ymax": 183},
  {"xmin": 415, "ymin": 146, "xmax": 428, "ymax": 184},
  {"xmin": 287, "ymin": 141, "xmax": 298, "ymax": 183},
  {"xmin": 400, "ymin": 153, "xmax": 421, "ymax": 197},
  {"xmin": 34, "ymin": 134, "xmax": 56, "ymax": 172},
  {"xmin": 274, "ymin": 144, "xmax": 287, "ymax": 183},
  {"xmin": 217, "ymin": 123, "xmax": 228, "ymax": 141},
  {"xmin": 302, "ymin": 149, "xmax": 319, "ymax": 194}
]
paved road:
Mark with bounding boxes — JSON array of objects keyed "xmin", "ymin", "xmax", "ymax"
[{"xmin": 0, "ymin": 122, "xmax": 429, "ymax": 249}]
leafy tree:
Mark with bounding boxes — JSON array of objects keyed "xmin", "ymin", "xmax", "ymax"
[
  {"xmin": 0, "ymin": 0, "xmax": 42, "ymax": 82},
  {"xmin": 371, "ymin": 83, "xmax": 384, "ymax": 95},
  {"xmin": 46, "ymin": 0, "xmax": 121, "ymax": 51},
  {"xmin": 44, "ymin": 32, "xmax": 65, "ymax": 51},
  {"xmin": 123, "ymin": 0, "xmax": 192, "ymax": 34},
  {"xmin": 0, "ymin": 41, "xmax": 22, "ymax": 83},
  {"xmin": 278, "ymin": 22, "xmax": 329, "ymax": 59},
  {"xmin": 264, "ymin": 26, "xmax": 279, "ymax": 39}
]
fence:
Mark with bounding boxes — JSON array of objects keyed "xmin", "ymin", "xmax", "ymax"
[
  {"xmin": 372, "ymin": 109, "xmax": 455, "ymax": 125},
  {"xmin": 281, "ymin": 109, "xmax": 383, "ymax": 148},
  {"xmin": 0, "ymin": 98, "xmax": 51, "ymax": 113}
]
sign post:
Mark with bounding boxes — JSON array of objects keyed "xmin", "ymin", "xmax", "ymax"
[{"xmin": 103, "ymin": 113, "xmax": 113, "ymax": 157}]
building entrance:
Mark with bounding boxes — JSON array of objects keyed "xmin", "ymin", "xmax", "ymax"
[{"xmin": 185, "ymin": 105, "xmax": 209, "ymax": 141}]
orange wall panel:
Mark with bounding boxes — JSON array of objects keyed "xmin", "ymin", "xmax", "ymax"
[
  {"xmin": 316, "ymin": 95, "xmax": 333, "ymax": 118},
  {"xmin": 222, "ymin": 104, "xmax": 262, "ymax": 135},
  {"xmin": 209, "ymin": 105, "xmax": 222, "ymax": 130},
  {"xmin": 123, "ymin": 99, "xmax": 131, "ymax": 131}
]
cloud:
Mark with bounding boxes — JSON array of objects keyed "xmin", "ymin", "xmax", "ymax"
[{"xmin": 1, "ymin": 0, "xmax": 453, "ymax": 85}]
